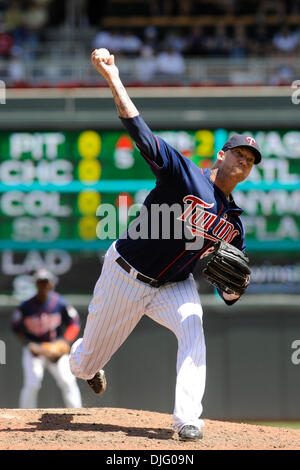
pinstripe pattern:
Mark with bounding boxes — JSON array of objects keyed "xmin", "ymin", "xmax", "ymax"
[
  {"xmin": 69, "ymin": 243, "xmax": 206, "ymax": 432},
  {"xmin": 69, "ymin": 243, "xmax": 152, "ymax": 379},
  {"xmin": 146, "ymin": 276, "xmax": 206, "ymax": 431}
]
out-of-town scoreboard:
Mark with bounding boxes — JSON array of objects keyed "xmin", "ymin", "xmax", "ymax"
[{"xmin": 0, "ymin": 128, "xmax": 299, "ymax": 296}]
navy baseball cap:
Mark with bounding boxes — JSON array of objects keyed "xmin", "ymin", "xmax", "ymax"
[{"xmin": 222, "ymin": 133, "xmax": 262, "ymax": 164}]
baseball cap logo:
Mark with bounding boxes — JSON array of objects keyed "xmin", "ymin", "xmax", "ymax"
[{"xmin": 246, "ymin": 136, "xmax": 256, "ymax": 146}]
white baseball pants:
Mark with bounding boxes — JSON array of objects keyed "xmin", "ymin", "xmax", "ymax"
[
  {"xmin": 69, "ymin": 242, "xmax": 206, "ymax": 432},
  {"xmin": 20, "ymin": 347, "xmax": 82, "ymax": 409}
]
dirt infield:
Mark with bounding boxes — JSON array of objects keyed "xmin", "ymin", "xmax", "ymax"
[{"xmin": 0, "ymin": 407, "xmax": 299, "ymax": 450}]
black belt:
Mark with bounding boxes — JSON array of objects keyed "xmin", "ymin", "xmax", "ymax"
[{"xmin": 116, "ymin": 256, "xmax": 164, "ymax": 288}]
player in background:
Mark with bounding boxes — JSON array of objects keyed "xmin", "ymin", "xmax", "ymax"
[
  {"xmin": 70, "ymin": 49, "xmax": 262, "ymax": 441},
  {"xmin": 12, "ymin": 268, "xmax": 82, "ymax": 409}
]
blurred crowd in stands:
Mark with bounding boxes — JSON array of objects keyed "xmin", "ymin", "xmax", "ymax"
[
  {"xmin": 0, "ymin": 0, "xmax": 51, "ymax": 57},
  {"xmin": 0, "ymin": 0, "xmax": 299, "ymax": 87},
  {"xmin": 91, "ymin": 23, "xmax": 300, "ymax": 83}
]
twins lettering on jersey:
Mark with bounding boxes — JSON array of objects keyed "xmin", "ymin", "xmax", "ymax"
[
  {"xmin": 178, "ymin": 195, "xmax": 240, "ymax": 244},
  {"xmin": 24, "ymin": 312, "xmax": 62, "ymax": 336}
]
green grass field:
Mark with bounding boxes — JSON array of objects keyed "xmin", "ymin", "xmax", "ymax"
[{"xmin": 246, "ymin": 421, "xmax": 300, "ymax": 430}]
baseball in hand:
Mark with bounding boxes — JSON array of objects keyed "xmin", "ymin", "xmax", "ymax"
[{"xmin": 94, "ymin": 48, "xmax": 111, "ymax": 63}]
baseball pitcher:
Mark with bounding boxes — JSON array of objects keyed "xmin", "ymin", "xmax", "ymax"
[{"xmin": 69, "ymin": 49, "xmax": 262, "ymax": 441}]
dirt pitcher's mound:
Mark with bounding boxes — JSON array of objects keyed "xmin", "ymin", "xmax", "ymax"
[{"xmin": 0, "ymin": 407, "xmax": 299, "ymax": 450}]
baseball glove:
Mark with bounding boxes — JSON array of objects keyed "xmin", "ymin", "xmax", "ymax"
[
  {"xmin": 202, "ymin": 240, "xmax": 251, "ymax": 296},
  {"xmin": 28, "ymin": 339, "xmax": 71, "ymax": 362}
]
